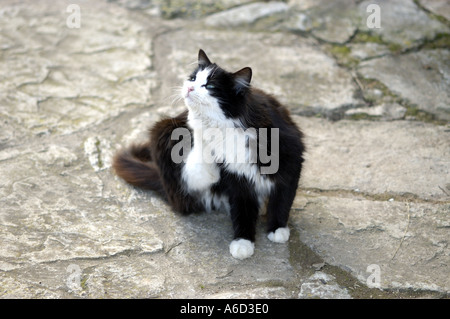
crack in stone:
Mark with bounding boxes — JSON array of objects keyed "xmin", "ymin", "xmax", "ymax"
[{"xmin": 299, "ymin": 187, "xmax": 449, "ymax": 205}]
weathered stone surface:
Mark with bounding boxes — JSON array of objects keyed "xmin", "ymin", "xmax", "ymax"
[
  {"xmin": 345, "ymin": 103, "xmax": 407, "ymax": 120},
  {"xmin": 205, "ymin": 2, "xmax": 289, "ymax": 28},
  {"xmin": 291, "ymin": 194, "xmax": 450, "ymax": 292},
  {"xmin": 308, "ymin": 0, "xmax": 360, "ymax": 44},
  {"xmin": 348, "ymin": 42, "xmax": 390, "ymax": 60},
  {"xmin": 418, "ymin": 0, "xmax": 450, "ymax": 21},
  {"xmin": 294, "ymin": 115, "xmax": 449, "ymax": 293},
  {"xmin": 0, "ymin": 141, "xmax": 163, "ymax": 265},
  {"xmin": 298, "ymin": 272, "xmax": 352, "ymax": 299},
  {"xmin": 358, "ymin": 0, "xmax": 448, "ymax": 48},
  {"xmin": 0, "ymin": 0, "xmax": 156, "ymax": 142},
  {"xmin": 296, "ymin": 116, "xmax": 450, "ymax": 201},
  {"xmin": 0, "ymin": 0, "xmax": 448, "ymax": 299},
  {"xmin": 152, "ymin": 0, "xmax": 255, "ymax": 19},
  {"xmin": 288, "ymin": 0, "xmax": 329, "ymax": 11},
  {"xmin": 287, "ymin": 0, "xmax": 448, "ymax": 48},
  {"xmin": 358, "ymin": 49, "xmax": 450, "ymax": 121},
  {"xmin": 284, "ymin": 0, "xmax": 360, "ymax": 44}
]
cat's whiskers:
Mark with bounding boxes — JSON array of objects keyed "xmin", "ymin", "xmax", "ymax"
[
  {"xmin": 161, "ymin": 85, "xmax": 185, "ymax": 107},
  {"xmin": 162, "ymin": 93, "xmax": 183, "ymax": 107}
]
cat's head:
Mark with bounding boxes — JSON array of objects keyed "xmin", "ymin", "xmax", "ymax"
[{"xmin": 182, "ymin": 49, "xmax": 252, "ymax": 120}]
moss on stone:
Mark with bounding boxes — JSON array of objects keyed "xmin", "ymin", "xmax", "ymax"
[
  {"xmin": 158, "ymin": 0, "xmax": 225, "ymax": 19},
  {"xmin": 422, "ymin": 33, "xmax": 450, "ymax": 50},
  {"xmin": 405, "ymin": 106, "xmax": 447, "ymax": 125},
  {"xmin": 352, "ymin": 32, "xmax": 384, "ymax": 44},
  {"xmin": 357, "ymin": 77, "xmax": 399, "ymax": 101},
  {"xmin": 356, "ymin": 77, "xmax": 447, "ymax": 125},
  {"xmin": 388, "ymin": 43, "xmax": 403, "ymax": 54},
  {"xmin": 94, "ymin": 138, "xmax": 104, "ymax": 169},
  {"xmin": 328, "ymin": 44, "xmax": 359, "ymax": 68},
  {"xmin": 347, "ymin": 112, "xmax": 380, "ymax": 121}
]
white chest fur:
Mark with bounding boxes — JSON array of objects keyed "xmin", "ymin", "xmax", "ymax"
[{"xmin": 182, "ymin": 131, "xmax": 221, "ymax": 193}]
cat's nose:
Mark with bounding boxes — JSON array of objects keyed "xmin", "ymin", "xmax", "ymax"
[{"xmin": 186, "ymin": 86, "xmax": 194, "ymax": 98}]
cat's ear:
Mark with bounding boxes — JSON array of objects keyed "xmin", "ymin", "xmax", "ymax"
[
  {"xmin": 198, "ymin": 49, "xmax": 212, "ymax": 68},
  {"xmin": 233, "ymin": 67, "xmax": 252, "ymax": 94}
]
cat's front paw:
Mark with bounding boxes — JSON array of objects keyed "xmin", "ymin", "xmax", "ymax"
[
  {"xmin": 268, "ymin": 227, "xmax": 290, "ymax": 243},
  {"xmin": 229, "ymin": 239, "xmax": 254, "ymax": 260}
]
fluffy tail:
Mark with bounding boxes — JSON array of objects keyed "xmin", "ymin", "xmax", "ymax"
[{"xmin": 112, "ymin": 144, "xmax": 164, "ymax": 194}]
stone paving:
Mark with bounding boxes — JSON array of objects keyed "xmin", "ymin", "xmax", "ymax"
[{"xmin": 0, "ymin": 0, "xmax": 449, "ymax": 298}]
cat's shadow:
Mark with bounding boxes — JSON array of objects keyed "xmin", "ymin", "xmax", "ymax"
[
  {"xmin": 178, "ymin": 207, "xmax": 291, "ymax": 262},
  {"xmin": 132, "ymin": 190, "xmax": 294, "ymax": 284}
]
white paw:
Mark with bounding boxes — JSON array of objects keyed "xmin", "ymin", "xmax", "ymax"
[
  {"xmin": 229, "ymin": 239, "xmax": 255, "ymax": 260},
  {"xmin": 268, "ymin": 227, "xmax": 290, "ymax": 243}
]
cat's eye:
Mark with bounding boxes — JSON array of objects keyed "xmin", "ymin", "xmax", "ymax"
[
  {"xmin": 204, "ymin": 84, "xmax": 215, "ymax": 89},
  {"xmin": 189, "ymin": 75, "xmax": 196, "ymax": 81}
]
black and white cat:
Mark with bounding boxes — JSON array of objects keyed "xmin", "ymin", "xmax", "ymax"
[{"xmin": 113, "ymin": 50, "xmax": 305, "ymax": 259}]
